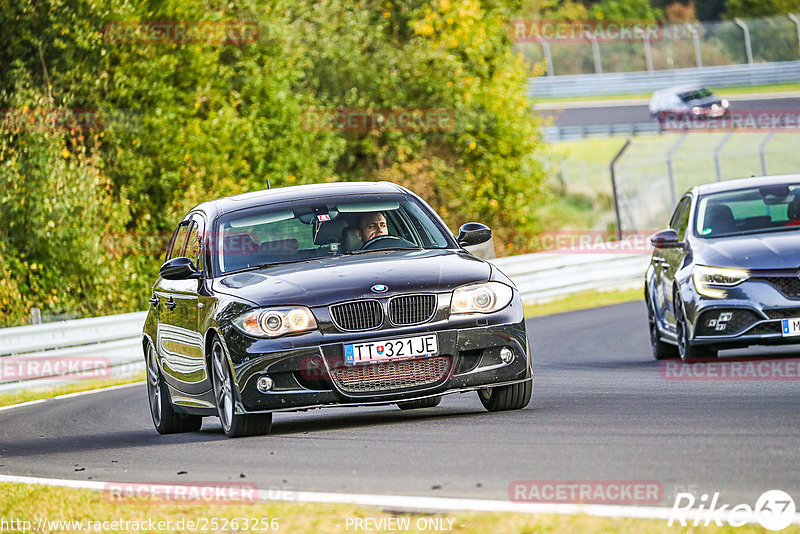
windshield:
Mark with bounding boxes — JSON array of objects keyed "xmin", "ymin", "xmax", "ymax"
[
  {"xmin": 213, "ymin": 194, "xmax": 455, "ymax": 274},
  {"xmin": 695, "ymin": 184, "xmax": 800, "ymax": 238},
  {"xmin": 679, "ymin": 88, "xmax": 713, "ymax": 102}
]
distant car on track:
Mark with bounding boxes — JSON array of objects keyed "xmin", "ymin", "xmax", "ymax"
[
  {"xmin": 645, "ymin": 175, "xmax": 800, "ymax": 362},
  {"xmin": 143, "ymin": 181, "xmax": 532, "ymax": 437},
  {"xmin": 649, "ymin": 85, "xmax": 729, "ymax": 120}
]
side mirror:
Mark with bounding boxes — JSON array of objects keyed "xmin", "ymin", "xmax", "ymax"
[
  {"xmin": 457, "ymin": 222, "xmax": 492, "ymax": 247},
  {"xmin": 160, "ymin": 257, "xmax": 201, "ymax": 280},
  {"xmin": 650, "ymin": 229, "xmax": 682, "ymax": 249}
]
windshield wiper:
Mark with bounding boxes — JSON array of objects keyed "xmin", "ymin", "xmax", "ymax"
[
  {"xmin": 347, "ymin": 246, "xmax": 423, "ymax": 255},
  {"xmin": 224, "ymin": 259, "xmax": 307, "ymax": 275}
]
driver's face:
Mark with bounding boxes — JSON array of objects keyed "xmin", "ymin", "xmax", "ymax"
[{"xmin": 356, "ymin": 213, "xmax": 388, "ymax": 243}]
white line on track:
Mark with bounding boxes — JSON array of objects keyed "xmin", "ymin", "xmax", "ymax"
[
  {"xmin": 0, "ymin": 381, "xmax": 144, "ymax": 413},
  {"xmin": 1, "ymin": 474, "xmax": 798, "ymax": 525}
]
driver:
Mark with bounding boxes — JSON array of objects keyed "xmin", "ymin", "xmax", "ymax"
[{"xmin": 354, "ymin": 211, "xmax": 388, "ymax": 243}]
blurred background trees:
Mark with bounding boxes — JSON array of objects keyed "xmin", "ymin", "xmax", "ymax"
[{"xmin": 0, "ymin": 0, "xmax": 546, "ymax": 325}]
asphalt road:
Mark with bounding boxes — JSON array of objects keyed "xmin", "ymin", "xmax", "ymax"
[
  {"xmin": 2, "ymin": 301, "xmax": 799, "ymax": 508},
  {"xmin": 539, "ymin": 95, "xmax": 800, "ymax": 127}
]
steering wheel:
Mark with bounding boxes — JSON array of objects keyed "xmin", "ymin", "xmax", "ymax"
[{"xmin": 360, "ymin": 235, "xmax": 416, "ymax": 251}]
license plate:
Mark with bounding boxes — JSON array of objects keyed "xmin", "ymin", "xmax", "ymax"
[
  {"xmin": 344, "ymin": 334, "xmax": 438, "ymax": 365},
  {"xmin": 781, "ymin": 318, "xmax": 800, "ymax": 337}
]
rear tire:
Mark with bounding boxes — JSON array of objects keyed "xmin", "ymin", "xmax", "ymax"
[
  {"xmin": 146, "ymin": 343, "xmax": 202, "ymax": 434},
  {"xmin": 397, "ymin": 396, "xmax": 442, "ymax": 410},
  {"xmin": 478, "ymin": 377, "xmax": 532, "ymax": 412},
  {"xmin": 211, "ymin": 336, "xmax": 272, "ymax": 438}
]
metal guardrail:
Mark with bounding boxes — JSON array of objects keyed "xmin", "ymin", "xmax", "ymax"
[
  {"xmin": 491, "ymin": 252, "xmax": 647, "ymax": 304},
  {"xmin": 0, "ymin": 251, "xmax": 649, "ymax": 393},
  {"xmin": 529, "ymin": 60, "xmax": 800, "ymax": 98},
  {"xmin": 543, "ymin": 122, "xmax": 660, "ymax": 141},
  {"xmin": 0, "ymin": 312, "xmax": 147, "ymax": 394}
]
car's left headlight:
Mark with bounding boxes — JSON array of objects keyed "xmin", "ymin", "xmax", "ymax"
[
  {"xmin": 233, "ymin": 306, "xmax": 318, "ymax": 338},
  {"xmin": 450, "ymin": 282, "xmax": 513, "ymax": 315},
  {"xmin": 692, "ymin": 265, "xmax": 749, "ymax": 299}
]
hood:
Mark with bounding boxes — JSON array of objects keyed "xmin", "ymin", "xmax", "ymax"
[
  {"xmin": 212, "ymin": 249, "xmax": 492, "ymax": 307},
  {"xmin": 694, "ymin": 231, "xmax": 800, "ymax": 271}
]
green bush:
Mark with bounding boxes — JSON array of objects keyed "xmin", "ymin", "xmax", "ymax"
[{"xmin": 0, "ymin": 0, "xmax": 546, "ymax": 326}]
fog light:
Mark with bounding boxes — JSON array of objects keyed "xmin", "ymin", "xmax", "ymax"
[
  {"xmin": 257, "ymin": 375, "xmax": 274, "ymax": 393},
  {"xmin": 500, "ymin": 347, "xmax": 514, "ymax": 363}
]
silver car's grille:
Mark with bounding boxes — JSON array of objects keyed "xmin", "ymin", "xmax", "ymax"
[
  {"xmin": 329, "ymin": 300, "xmax": 383, "ymax": 331},
  {"xmin": 761, "ymin": 276, "xmax": 800, "ymax": 299},
  {"xmin": 389, "ymin": 294, "xmax": 437, "ymax": 326},
  {"xmin": 330, "ymin": 356, "xmax": 451, "ymax": 393},
  {"xmin": 763, "ymin": 308, "xmax": 800, "ymax": 320}
]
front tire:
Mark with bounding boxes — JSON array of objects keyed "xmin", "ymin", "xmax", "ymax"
[
  {"xmin": 211, "ymin": 336, "xmax": 272, "ymax": 438},
  {"xmin": 146, "ymin": 343, "xmax": 202, "ymax": 434},
  {"xmin": 478, "ymin": 377, "xmax": 532, "ymax": 412},
  {"xmin": 646, "ymin": 291, "xmax": 678, "ymax": 360},
  {"xmin": 674, "ymin": 293, "xmax": 718, "ymax": 362}
]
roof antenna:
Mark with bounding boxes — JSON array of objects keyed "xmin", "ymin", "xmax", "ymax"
[{"xmin": 266, "ymin": 179, "xmax": 271, "ymax": 189}]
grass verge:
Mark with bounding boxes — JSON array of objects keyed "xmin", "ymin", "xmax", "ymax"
[
  {"xmin": 1, "ymin": 482, "xmax": 788, "ymax": 533},
  {"xmin": 0, "ymin": 374, "xmax": 145, "ymax": 409},
  {"xmin": 524, "ymin": 287, "xmax": 643, "ymax": 318}
]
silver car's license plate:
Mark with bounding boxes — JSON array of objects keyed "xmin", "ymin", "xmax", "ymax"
[
  {"xmin": 344, "ymin": 334, "xmax": 438, "ymax": 365},
  {"xmin": 781, "ymin": 318, "xmax": 800, "ymax": 337}
]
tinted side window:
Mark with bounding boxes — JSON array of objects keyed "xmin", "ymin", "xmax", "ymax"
[
  {"xmin": 185, "ymin": 221, "xmax": 201, "ymax": 269},
  {"xmin": 669, "ymin": 197, "xmax": 689, "ymax": 230},
  {"xmin": 166, "ymin": 222, "xmax": 191, "ymax": 261},
  {"xmin": 676, "ymin": 196, "xmax": 693, "ymax": 240}
]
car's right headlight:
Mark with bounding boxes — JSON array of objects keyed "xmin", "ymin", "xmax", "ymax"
[
  {"xmin": 232, "ymin": 307, "xmax": 318, "ymax": 338},
  {"xmin": 692, "ymin": 265, "xmax": 749, "ymax": 299},
  {"xmin": 450, "ymin": 282, "xmax": 513, "ymax": 315}
]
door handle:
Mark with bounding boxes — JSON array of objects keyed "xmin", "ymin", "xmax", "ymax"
[
  {"xmin": 165, "ymin": 298, "xmax": 177, "ymax": 311},
  {"xmin": 149, "ymin": 296, "xmax": 159, "ymax": 308}
]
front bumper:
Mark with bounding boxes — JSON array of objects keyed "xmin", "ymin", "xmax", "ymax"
[
  {"xmin": 687, "ymin": 278, "xmax": 800, "ymax": 349},
  {"xmin": 222, "ymin": 302, "xmax": 531, "ymax": 414}
]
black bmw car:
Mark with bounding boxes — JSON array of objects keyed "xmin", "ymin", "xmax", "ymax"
[
  {"xmin": 646, "ymin": 175, "xmax": 800, "ymax": 362},
  {"xmin": 143, "ymin": 181, "xmax": 532, "ymax": 437}
]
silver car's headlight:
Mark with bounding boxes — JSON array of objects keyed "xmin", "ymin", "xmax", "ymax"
[
  {"xmin": 450, "ymin": 282, "xmax": 513, "ymax": 315},
  {"xmin": 692, "ymin": 265, "xmax": 749, "ymax": 299},
  {"xmin": 233, "ymin": 307, "xmax": 317, "ymax": 337}
]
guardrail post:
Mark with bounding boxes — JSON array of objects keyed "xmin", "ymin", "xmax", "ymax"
[
  {"xmin": 666, "ymin": 133, "xmax": 688, "ymax": 207},
  {"xmin": 588, "ymin": 35, "xmax": 603, "ymax": 74},
  {"xmin": 538, "ymin": 37, "xmax": 554, "ymax": 76},
  {"xmin": 759, "ymin": 132, "xmax": 776, "ymax": 175},
  {"xmin": 713, "ymin": 132, "xmax": 733, "ymax": 181},
  {"xmin": 29, "ymin": 307, "xmax": 42, "ymax": 326},
  {"xmin": 686, "ymin": 24, "xmax": 703, "ymax": 68},
  {"xmin": 610, "ymin": 139, "xmax": 632, "ymax": 240},
  {"xmin": 734, "ymin": 18, "xmax": 754, "ymax": 65},
  {"xmin": 789, "ymin": 14, "xmax": 800, "ymax": 59},
  {"xmin": 637, "ymin": 28, "xmax": 654, "ymax": 72}
]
